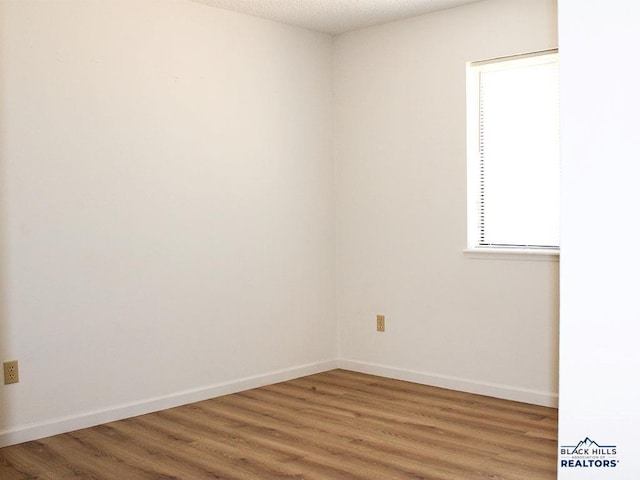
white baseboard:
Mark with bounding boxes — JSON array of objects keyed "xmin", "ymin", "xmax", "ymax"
[
  {"xmin": 0, "ymin": 359, "xmax": 337, "ymax": 448},
  {"xmin": 338, "ymin": 359, "xmax": 558, "ymax": 408},
  {"xmin": 0, "ymin": 358, "xmax": 556, "ymax": 448}
]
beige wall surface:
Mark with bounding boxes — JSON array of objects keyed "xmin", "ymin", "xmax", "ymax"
[
  {"xmin": 334, "ymin": 0, "xmax": 559, "ymax": 405},
  {"xmin": 0, "ymin": 0, "xmax": 336, "ymax": 445},
  {"xmin": 0, "ymin": 0, "xmax": 560, "ymax": 447}
]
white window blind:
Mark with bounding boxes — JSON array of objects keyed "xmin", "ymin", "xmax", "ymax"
[{"xmin": 467, "ymin": 51, "xmax": 560, "ymax": 250}]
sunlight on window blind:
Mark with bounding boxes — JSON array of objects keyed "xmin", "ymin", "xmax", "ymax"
[{"xmin": 478, "ymin": 59, "xmax": 560, "ymax": 248}]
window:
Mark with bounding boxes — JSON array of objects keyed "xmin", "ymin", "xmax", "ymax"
[{"xmin": 466, "ymin": 50, "xmax": 559, "ymax": 253}]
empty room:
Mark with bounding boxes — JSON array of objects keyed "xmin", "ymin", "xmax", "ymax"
[{"xmin": 1, "ymin": 0, "xmax": 639, "ymax": 478}]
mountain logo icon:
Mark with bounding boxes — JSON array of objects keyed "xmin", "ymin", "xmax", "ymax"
[{"xmin": 570, "ymin": 437, "xmax": 600, "ymax": 454}]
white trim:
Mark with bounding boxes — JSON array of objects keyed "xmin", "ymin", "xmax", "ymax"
[
  {"xmin": 338, "ymin": 359, "xmax": 558, "ymax": 408},
  {"xmin": 463, "ymin": 247, "xmax": 559, "ymax": 261},
  {"xmin": 470, "ymin": 49, "xmax": 559, "ymax": 69},
  {"xmin": 0, "ymin": 358, "xmax": 557, "ymax": 447},
  {"xmin": 466, "ymin": 50, "xmax": 560, "ymax": 251},
  {"xmin": 0, "ymin": 360, "xmax": 337, "ymax": 448},
  {"xmin": 466, "ymin": 60, "xmax": 482, "ymax": 249}
]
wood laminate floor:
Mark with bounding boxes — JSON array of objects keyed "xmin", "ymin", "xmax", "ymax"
[{"xmin": 0, "ymin": 369, "xmax": 557, "ymax": 479}]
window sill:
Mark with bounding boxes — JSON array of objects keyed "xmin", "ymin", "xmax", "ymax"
[{"xmin": 463, "ymin": 247, "xmax": 559, "ymax": 262}]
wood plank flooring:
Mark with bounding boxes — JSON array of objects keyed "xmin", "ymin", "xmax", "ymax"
[{"xmin": 0, "ymin": 369, "xmax": 558, "ymax": 479}]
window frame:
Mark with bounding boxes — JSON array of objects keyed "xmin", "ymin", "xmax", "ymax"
[{"xmin": 465, "ymin": 49, "xmax": 560, "ymax": 260}]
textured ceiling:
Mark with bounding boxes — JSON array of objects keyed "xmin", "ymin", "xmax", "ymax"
[{"xmin": 190, "ymin": 0, "xmax": 485, "ymax": 35}]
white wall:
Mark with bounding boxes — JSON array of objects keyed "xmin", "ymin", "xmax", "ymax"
[
  {"xmin": 558, "ymin": 0, "xmax": 640, "ymax": 477},
  {"xmin": 0, "ymin": 0, "xmax": 563, "ymax": 448},
  {"xmin": 334, "ymin": 0, "xmax": 559, "ymax": 405},
  {"xmin": 0, "ymin": 0, "xmax": 336, "ymax": 445}
]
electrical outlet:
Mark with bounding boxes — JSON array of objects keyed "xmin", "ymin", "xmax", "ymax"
[
  {"xmin": 3, "ymin": 360, "xmax": 19, "ymax": 385},
  {"xmin": 376, "ymin": 314, "xmax": 385, "ymax": 332}
]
